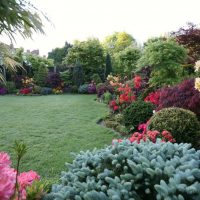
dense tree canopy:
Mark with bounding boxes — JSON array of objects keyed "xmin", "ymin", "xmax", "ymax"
[
  {"xmin": 171, "ymin": 22, "xmax": 200, "ymax": 64},
  {"xmin": 64, "ymin": 38, "xmax": 105, "ymax": 81},
  {"xmin": 115, "ymin": 46, "xmax": 141, "ymax": 77},
  {"xmin": 103, "ymin": 32, "xmax": 136, "ymax": 55},
  {"xmin": 102, "ymin": 32, "xmax": 138, "ymax": 76},
  {"xmin": 0, "ymin": 0, "xmax": 46, "ymax": 40},
  {"xmin": 48, "ymin": 42, "xmax": 72, "ymax": 69},
  {"xmin": 137, "ymin": 38, "xmax": 187, "ymax": 87}
]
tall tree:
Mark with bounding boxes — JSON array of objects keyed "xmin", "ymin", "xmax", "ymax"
[
  {"xmin": 64, "ymin": 38, "xmax": 105, "ymax": 81},
  {"xmin": 73, "ymin": 61, "xmax": 84, "ymax": 87},
  {"xmin": 137, "ymin": 38, "xmax": 187, "ymax": 87},
  {"xmin": 48, "ymin": 42, "xmax": 72, "ymax": 69},
  {"xmin": 171, "ymin": 22, "xmax": 200, "ymax": 64},
  {"xmin": 102, "ymin": 32, "xmax": 137, "ymax": 75},
  {"xmin": 105, "ymin": 54, "xmax": 112, "ymax": 78},
  {"xmin": 103, "ymin": 32, "xmax": 136, "ymax": 56},
  {"xmin": 115, "ymin": 46, "xmax": 141, "ymax": 77}
]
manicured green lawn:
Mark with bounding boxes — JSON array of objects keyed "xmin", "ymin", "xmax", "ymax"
[{"xmin": 0, "ymin": 95, "xmax": 116, "ymax": 180}]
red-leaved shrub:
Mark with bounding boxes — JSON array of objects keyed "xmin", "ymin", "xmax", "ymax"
[{"xmin": 157, "ymin": 79, "xmax": 200, "ymax": 119}]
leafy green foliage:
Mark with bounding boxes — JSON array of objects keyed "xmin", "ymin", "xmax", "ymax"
[
  {"xmin": 0, "ymin": 0, "xmax": 46, "ymax": 39},
  {"xmin": 73, "ymin": 62, "xmax": 84, "ymax": 87},
  {"xmin": 105, "ymin": 54, "xmax": 112, "ymax": 78},
  {"xmin": 91, "ymin": 73, "xmax": 102, "ymax": 84},
  {"xmin": 148, "ymin": 107, "xmax": 200, "ymax": 147},
  {"xmin": 65, "ymin": 38, "xmax": 105, "ymax": 81},
  {"xmin": 71, "ymin": 85, "xmax": 78, "ymax": 93},
  {"xmin": 26, "ymin": 53, "xmax": 53, "ymax": 77},
  {"xmin": 103, "ymin": 91, "xmax": 113, "ymax": 104},
  {"xmin": 48, "ymin": 42, "xmax": 72, "ymax": 68},
  {"xmin": 137, "ymin": 38, "xmax": 187, "ymax": 87},
  {"xmin": 115, "ymin": 46, "xmax": 141, "ymax": 77},
  {"xmin": 26, "ymin": 180, "xmax": 51, "ymax": 200},
  {"xmin": 44, "ymin": 140, "xmax": 200, "ymax": 200},
  {"xmin": 33, "ymin": 65, "xmax": 48, "ymax": 87},
  {"xmin": 78, "ymin": 84, "xmax": 89, "ymax": 94},
  {"xmin": 103, "ymin": 32, "xmax": 136, "ymax": 56},
  {"xmin": 5, "ymin": 81, "xmax": 16, "ymax": 93},
  {"xmin": 60, "ymin": 70, "xmax": 73, "ymax": 86},
  {"xmin": 123, "ymin": 100, "xmax": 155, "ymax": 130},
  {"xmin": 0, "ymin": 43, "xmax": 23, "ymax": 82}
]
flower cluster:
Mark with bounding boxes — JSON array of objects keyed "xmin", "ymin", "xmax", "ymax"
[
  {"xmin": 114, "ymin": 130, "xmax": 175, "ymax": 145},
  {"xmin": 19, "ymin": 88, "xmax": 32, "ymax": 95},
  {"xmin": 107, "ymin": 75, "xmax": 121, "ymax": 87},
  {"xmin": 52, "ymin": 87, "xmax": 63, "ymax": 94},
  {"xmin": 144, "ymin": 90, "xmax": 160, "ymax": 105},
  {"xmin": 195, "ymin": 78, "xmax": 200, "ymax": 92},
  {"xmin": 21, "ymin": 77, "xmax": 34, "ymax": 88},
  {"xmin": 0, "ymin": 152, "xmax": 40, "ymax": 200},
  {"xmin": 194, "ymin": 60, "xmax": 200, "ymax": 73},
  {"xmin": 109, "ymin": 84, "xmax": 136, "ymax": 112},
  {"xmin": 133, "ymin": 75, "xmax": 142, "ymax": 89},
  {"xmin": 0, "ymin": 87, "xmax": 7, "ymax": 95},
  {"xmin": 88, "ymin": 82, "xmax": 96, "ymax": 94}
]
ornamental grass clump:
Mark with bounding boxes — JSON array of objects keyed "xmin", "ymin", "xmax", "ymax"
[{"xmin": 44, "ymin": 140, "xmax": 200, "ymax": 200}]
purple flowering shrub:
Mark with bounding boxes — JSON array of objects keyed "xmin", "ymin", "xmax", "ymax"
[
  {"xmin": 46, "ymin": 72, "xmax": 62, "ymax": 88},
  {"xmin": 88, "ymin": 83, "xmax": 96, "ymax": 94},
  {"xmin": 0, "ymin": 87, "xmax": 7, "ymax": 95}
]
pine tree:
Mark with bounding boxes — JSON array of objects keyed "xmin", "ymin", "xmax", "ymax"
[
  {"xmin": 105, "ymin": 53, "xmax": 112, "ymax": 78},
  {"xmin": 34, "ymin": 64, "xmax": 48, "ymax": 86},
  {"xmin": 72, "ymin": 61, "xmax": 84, "ymax": 87}
]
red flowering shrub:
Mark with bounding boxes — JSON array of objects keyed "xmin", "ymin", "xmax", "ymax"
[
  {"xmin": 114, "ymin": 130, "xmax": 175, "ymax": 144},
  {"xmin": 133, "ymin": 75, "xmax": 142, "ymax": 89},
  {"xmin": 157, "ymin": 79, "xmax": 200, "ymax": 119},
  {"xmin": 19, "ymin": 88, "xmax": 32, "ymax": 95},
  {"xmin": 144, "ymin": 90, "xmax": 160, "ymax": 106},
  {"xmin": 109, "ymin": 84, "xmax": 136, "ymax": 112}
]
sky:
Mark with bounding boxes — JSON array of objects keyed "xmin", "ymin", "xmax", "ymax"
[{"xmin": 1, "ymin": 0, "xmax": 200, "ymax": 56}]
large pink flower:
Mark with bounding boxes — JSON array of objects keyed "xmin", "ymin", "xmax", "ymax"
[
  {"xmin": 0, "ymin": 152, "xmax": 11, "ymax": 169},
  {"xmin": 18, "ymin": 170, "xmax": 40, "ymax": 199},
  {"xmin": 0, "ymin": 166, "xmax": 16, "ymax": 200}
]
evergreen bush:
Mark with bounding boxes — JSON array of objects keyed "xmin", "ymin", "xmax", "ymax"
[
  {"xmin": 5, "ymin": 81, "xmax": 16, "ymax": 94},
  {"xmin": 78, "ymin": 84, "xmax": 89, "ymax": 94},
  {"xmin": 40, "ymin": 87, "xmax": 52, "ymax": 95},
  {"xmin": 91, "ymin": 73, "xmax": 102, "ymax": 84},
  {"xmin": 71, "ymin": 85, "xmax": 78, "ymax": 93},
  {"xmin": 123, "ymin": 100, "xmax": 155, "ymax": 130},
  {"xmin": 34, "ymin": 65, "xmax": 48, "ymax": 87},
  {"xmin": 44, "ymin": 140, "xmax": 200, "ymax": 200},
  {"xmin": 148, "ymin": 107, "xmax": 200, "ymax": 147}
]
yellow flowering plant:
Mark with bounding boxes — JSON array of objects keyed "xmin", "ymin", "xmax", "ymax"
[{"xmin": 194, "ymin": 60, "xmax": 200, "ymax": 92}]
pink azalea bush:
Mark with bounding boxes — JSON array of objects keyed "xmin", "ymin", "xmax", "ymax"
[{"xmin": 0, "ymin": 152, "xmax": 40, "ymax": 200}]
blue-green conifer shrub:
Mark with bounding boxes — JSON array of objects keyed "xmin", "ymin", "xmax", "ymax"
[{"xmin": 44, "ymin": 140, "xmax": 200, "ymax": 200}]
